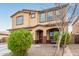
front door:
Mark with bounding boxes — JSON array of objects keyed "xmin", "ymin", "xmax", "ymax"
[
  {"xmin": 38, "ymin": 31, "xmax": 43, "ymax": 43},
  {"xmin": 36, "ymin": 30, "xmax": 43, "ymax": 44}
]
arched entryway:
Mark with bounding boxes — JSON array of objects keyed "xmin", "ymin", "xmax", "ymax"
[
  {"xmin": 35, "ymin": 30, "xmax": 43, "ymax": 44},
  {"xmin": 47, "ymin": 28, "xmax": 59, "ymax": 44}
]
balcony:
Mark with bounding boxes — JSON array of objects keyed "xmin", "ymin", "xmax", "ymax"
[{"xmin": 39, "ymin": 15, "xmax": 68, "ymax": 27}]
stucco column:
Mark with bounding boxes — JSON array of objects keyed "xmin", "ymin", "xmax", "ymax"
[
  {"xmin": 31, "ymin": 31, "xmax": 36, "ymax": 43},
  {"xmin": 43, "ymin": 30, "xmax": 46, "ymax": 36},
  {"xmin": 43, "ymin": 30, "xmax": 47, "ymax": 44}
]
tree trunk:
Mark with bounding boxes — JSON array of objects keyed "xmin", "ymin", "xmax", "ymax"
[{"xmin": 54, "ymin": 32, "xmax": 62, "ymax": 56}]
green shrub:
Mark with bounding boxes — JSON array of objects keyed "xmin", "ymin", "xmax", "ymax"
[
  {"xmin": 8, "ymin": 29, "xmax": 32, "ymax": 56},
  {"xmin": 53, "ymin": 31, "xmax": 59, "ymax": 41},
  {"xmin": 60, "ymin": 32, "xmax": 71, "ymax": 47}
]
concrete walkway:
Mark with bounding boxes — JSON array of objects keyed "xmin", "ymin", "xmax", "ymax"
[
  {"xmin": 63, "ymin": 47, "xmax": 73, "ymax": 56},
  {"xmin": 69, "ymin": 44, "xmax": 79, "ymax": 56},
  {"xmin": 28, "ymin": 44, "xmax": 57, "ymax": 56}
]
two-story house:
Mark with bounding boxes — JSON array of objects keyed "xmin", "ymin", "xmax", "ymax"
[{"xmin": 9, "ymin": 4, "xmax": 68, "ymax": 44}]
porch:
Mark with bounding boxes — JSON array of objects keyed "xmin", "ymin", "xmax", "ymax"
[{"xmin": 34, "ymin": 28, "xmax": 59, "ymax": 44}]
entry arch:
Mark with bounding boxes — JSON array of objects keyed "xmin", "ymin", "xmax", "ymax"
[
  {"xmin": 35, "ymin": 29, "xmax": 43, "ymax": 44},
  {"xmin": 46, "ymin": 28, "xmax": 59, "ymax": 44}
]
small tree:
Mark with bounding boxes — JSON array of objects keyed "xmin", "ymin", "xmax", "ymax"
[
  {"xmin": 53, "ymin": 32, "xmax": 71, "ymax": 55},
  {"xmin": 53, "ymin": 31, "xmax": 59, "ymax": 42},
  {"xmin": 8, "ymin": 29, "xmax": 32, "ymax": 56},
  {"xmin": 60, "ymin": 32, "xmax": 71, "ymax": 47},
  {"xmin": 54, "ymin": 4, "xmax": 78, "ymax": 55},
  {"xmin": 53, "ymin": 31, "xmax": 59, "ymax": 55},
  {"xmin": 60, "ymin": 32, "xmax": 71, "ymax": 55}
]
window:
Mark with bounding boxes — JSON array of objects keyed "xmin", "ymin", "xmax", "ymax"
[
  {"xmin": 48, "ymin": 12, "xmax": 53, "ymax": 21},
  {"xmin": 30, "ymin": 13, "xmax": 35, "ymax": 18},
  {"xmin": 16, "ymin": 16, "xmax": 23, "ymax": 25},
  {"xmin": 40, "ymin": 13, "xmax": 46, "ymax": 23},
  {"xmin": 56, "ymin": 11, "xmax": 61, "ymax": 16},
  {"xmin": 49, "ymin": 32, "xmax": 54, "ymax": 36}
]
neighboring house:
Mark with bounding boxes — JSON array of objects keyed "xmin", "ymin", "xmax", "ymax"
[
  {"xmin": 68, "ymin": 16, "xmax": 78, "ymax": 33},
  {"xmin": 0, "ymin": 31, "xmax": 9, "ymax": 43},
  {"xmin": 71, "ymin": 16, "xmax": 79, "ymax": 43},
  {"xmin": 72, "ymin": 16, "xmax": 79, "ymax": 34},
  {"xmin": 8, "ymin": 4, "xmax": 68, "ymax": 44}
]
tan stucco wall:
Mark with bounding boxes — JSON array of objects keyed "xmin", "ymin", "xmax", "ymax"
[
  {"xmin": 29, "ymin": 12, "xmax": 39, "ymax": 26},
  {"xmin": 12, "ymin": 11, "xmax": 40, "ymax": 29},
  {"xmin": 31, "ymin": 23, "xmax": 67, "ymax": 40},
  {"xmin": 12, "ymin": 12, "xmax": 30, "ymax": 29}
]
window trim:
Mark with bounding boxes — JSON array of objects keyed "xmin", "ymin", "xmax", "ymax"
[{"xmin": 16, "ymin": 16, "xmax": 24, "ymax": 25}]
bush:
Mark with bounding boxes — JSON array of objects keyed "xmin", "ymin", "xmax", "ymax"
[
  {"xmin": 60, "ymin": 32, "xmax": 71, "ymax": 47},
  {"xmin": 8, "ymin": 29, "xmax": 32, "ymax": 56},
  {"xmin": 53, "ymin": 32, "xmax": 71, "ymax": 47},
  {"xmin": 53, "ymin": 31, "xmax": 59, "ymax": 41}
]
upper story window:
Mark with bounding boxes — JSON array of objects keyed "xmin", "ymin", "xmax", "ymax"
[
  {"xmin": 48, "ymin": 12, "xmax": 54, "ymax": 21},
  {"xmin": 56, "ymin": 11, "xmax": 61, "ymax": 16},
  {"xmin": 39, "ymin": 13, "xmax": 46, "ymax": 23},
  {"xmin": 30, "ymin": 12, "xmax": 35, "ymax": 18},
  {"xmin": 16, "ymin": 16, "xmax": 24, "ymax": 25}
]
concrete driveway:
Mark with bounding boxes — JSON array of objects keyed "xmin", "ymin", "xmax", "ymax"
[{"xmin": 0, "ymin": 43, "xmax": 11, "ymax": 56}]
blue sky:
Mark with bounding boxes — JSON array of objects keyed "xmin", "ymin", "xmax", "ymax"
[{"xmin": 0, "ymin": 3, "xmax": 55, "ymax": 31}]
